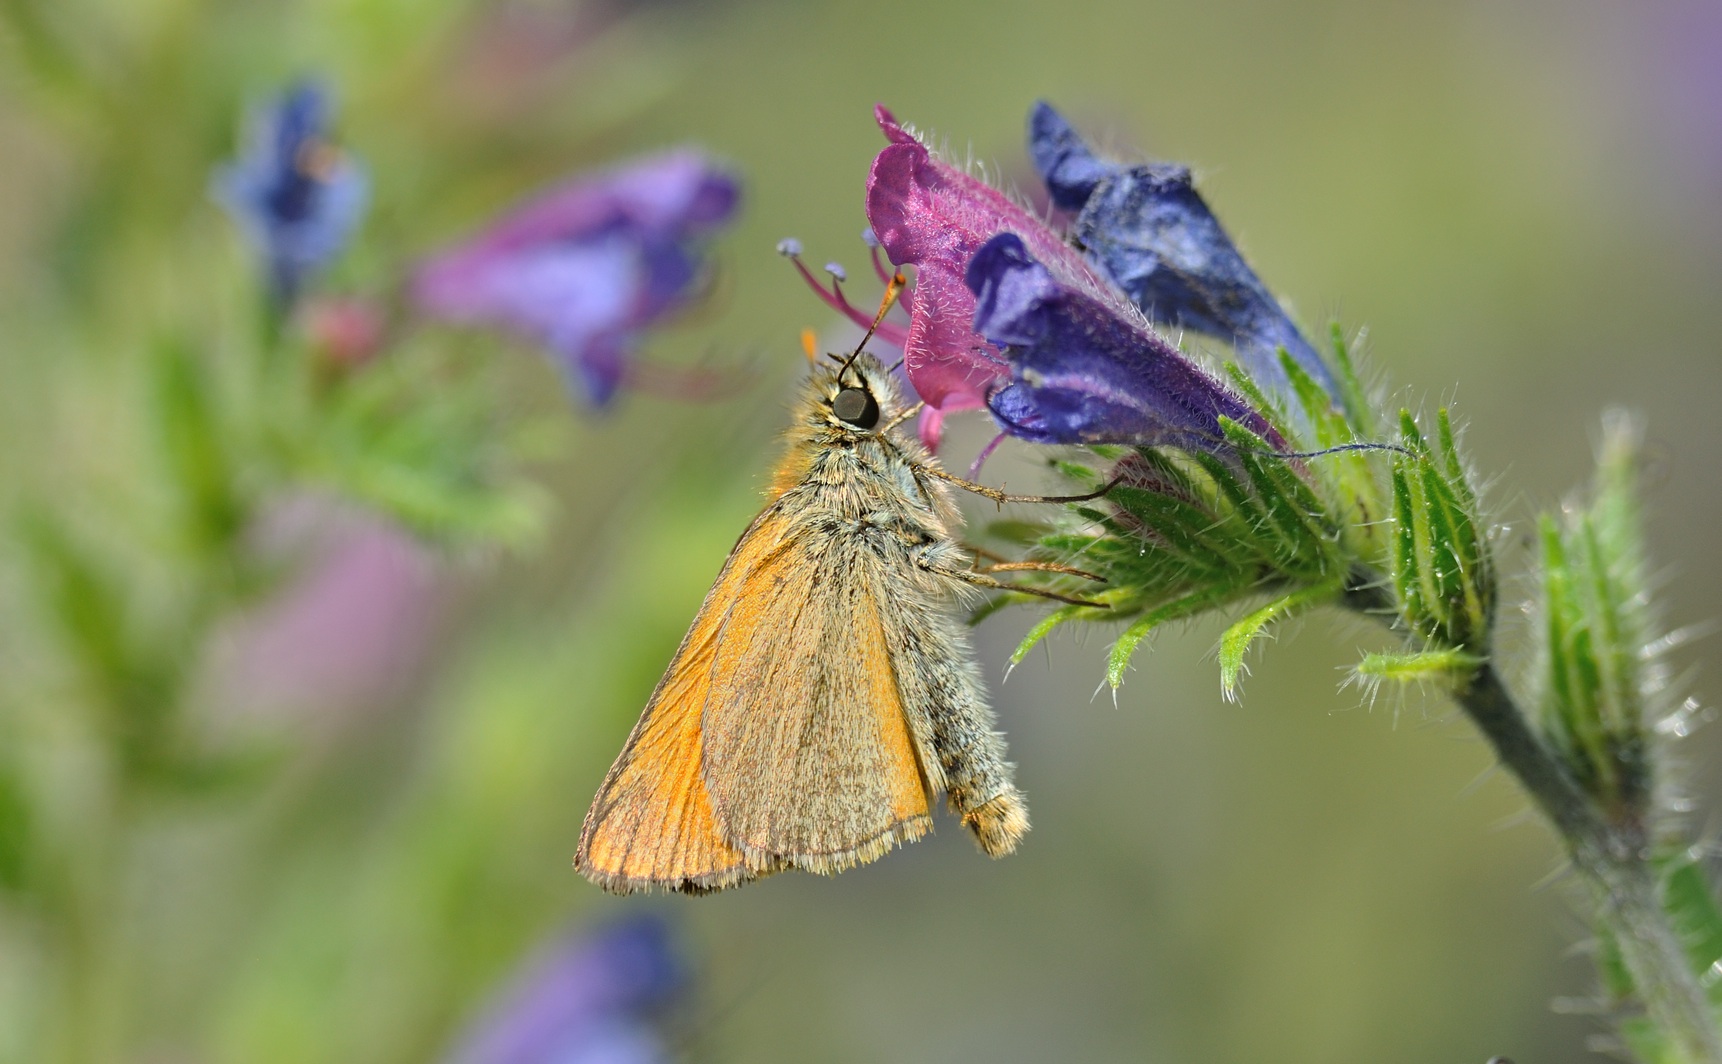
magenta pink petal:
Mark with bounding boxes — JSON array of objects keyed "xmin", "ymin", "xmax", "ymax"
[{"xmin": 865, "ymin": 105, "xmax": 1120, "ymax": 429}]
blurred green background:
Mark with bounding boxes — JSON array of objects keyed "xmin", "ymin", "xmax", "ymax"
[{"xmin": 3, "ymin": 0, "xmax": 1720, "ymax": 1061}]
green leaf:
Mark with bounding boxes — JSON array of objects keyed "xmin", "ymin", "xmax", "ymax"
[
  {"xmin": 1594, "ymin": 853, "xmax": 1722, "ymax": 1063},
  {"xmin": 1397, "ymin": 409, "xmax": 1428, "ymax": 453},
  {"xmin": 1223, "ymin": 362, "xmax": 1294, "ymax": 443},
  {"xmin": 1218, "ymin": 582, "xmax": 1342, "ymax": 699},
  {"xmin": 1662, "ymin": 856, "xmax": 1722, "ymax": 999},
  {"xmin": 152, "ymin": 338, "xmax": 246, "ymax": 551},
  {"xmin": 18, "ymin": 512, "xmax": 178, "ymax": 778},
  {"xmin": 297, "ymin": 350, "xmax": 550, "ymax": 548},
  {"xmin": 1328, "ymin": 323, "xmax": 1376, "ymax": 436},
  {"xmin": 1010, "ymin": 605, "xmax": 1087, "ymax": 665},
  {"xmin": 1352, "ymin": 648, "xmax": 1483, "ymax": 684},
  {"xmin": 1051, "ymin": 458, "xmax": 1101, "ymax": 484},
  {"xmin": 1106, "ymin": 584, "xmax": 1241, "ymax": 688}
]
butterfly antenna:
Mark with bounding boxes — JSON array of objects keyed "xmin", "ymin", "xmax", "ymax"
[{"xmin": 838, "ymin": 269, "xmax": 906, "ymax": 379}]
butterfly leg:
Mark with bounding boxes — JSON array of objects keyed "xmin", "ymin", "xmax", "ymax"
[
  {"xmin": 973, "ymin": 558, "xmax": 1107, "ymax": 583},
  {"xmin": 961, "ymin": 543, "xmax": 1108, "ymax": 590},
  {"xmin": 931, "ymin": 559, "xmax": 1110, "ymax": 608},
  {"xmin": 920, "ymin": 467, "xmax": 1124, "ymax": 508}
]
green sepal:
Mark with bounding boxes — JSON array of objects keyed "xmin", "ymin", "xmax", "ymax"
[
  {"xmin": 1533, "ymin": 413, "xmax": 1656, "ymax": 816},
  {"xmin": 1279, "ymin": 348, "xmax": 1348, "ymax": 449},
  {"xmin": 1223, "ymin": 362, "xmax": 1294, "ymax": 444},
  {"xmin": 1351, "ymin": 648, "xmax": 1483, "ymax": 685},
  {"xmin": 1218, "ymin": 581, "xmax": 1344, "ymax": 700},
  {"xmin": 1398, "ymin": 409, "xmax": 1428, "ymax": 452},
  {"xmin": 1107, "ymin": 584, "xmax": 1243, "ymax": 689},
  {"xmin": 1010, "ymin": 605, "xmax": 1089, "ymax": 666},
  {"xmin": 1327, "ymin": 323, "xmax": 1376, "ymax": 436},
  {"xmin": 1386, "ymin": 408, "xmax": 1493, "ymax": 654}
]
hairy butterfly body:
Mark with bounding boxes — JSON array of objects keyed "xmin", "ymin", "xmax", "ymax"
[{"xmin": 576, "ymin": 353, "xmax": 1028, "ymax": 894}]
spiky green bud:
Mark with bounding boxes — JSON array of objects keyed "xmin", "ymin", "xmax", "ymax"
[{"xmin": 1532, "ymin": 411, "xmax": 1659, "ymax": 820}]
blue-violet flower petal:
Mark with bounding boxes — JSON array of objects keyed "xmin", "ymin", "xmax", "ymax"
[
  {"xmin": 212, "ymin": 80, "xmax": 368, "ymax": 306},
  {"xmin": 967, "ymin": 233, "xmax": 1283, "ymax": 452},
  {"xmin": 413, "ymin": 150, "xmax": 739, "ymax": 406},
  {"xmin": 1028, "ymin": 101, "xmax": 1336, "ymax": 397},
  {"xmin": 442, "ymin": 916, "xmax": 686, "ymax": 1064}
]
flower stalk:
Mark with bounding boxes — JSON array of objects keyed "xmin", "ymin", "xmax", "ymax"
[{"xmin": 1450, "ymin": 664, "xmax": 1722, "ymax": 1064}]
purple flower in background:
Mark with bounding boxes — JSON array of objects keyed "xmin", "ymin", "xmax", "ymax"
[
  {"xmin": 865, "ymin": 105, "xmax": 1121, "ymax": 445},
  {"xmin": 1028, "ymin": 101, "xmax": 1337, "ymax": 398},
  {"xmin": 413, "ymin": 150, "xmax": 739, "ymax": 406},
  {"xmin": 444, "ymin": 916, "xmax": 686, "ymax": 1064},
  {"xmin": 967, "ymin": 233, "xmax": 1283, "ymax": 452},
  {"xmin": 217, "ymin": 496, "xmax": 446, "ymax": 724},
  {"xmin": 212, "ymin": 80, "xmax": 368, "ymax": 306}
]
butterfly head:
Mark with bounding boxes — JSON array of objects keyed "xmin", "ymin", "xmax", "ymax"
[{"xmin": 818, "ymin": 353, "xmax": 909, "ymax": 437}]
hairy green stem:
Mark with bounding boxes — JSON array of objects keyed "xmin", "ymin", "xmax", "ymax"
[
  {"xmin": 1462, "ymin": 664, "xmax": 1721, "ymax": 1064},
  {"xmin": 1345, "ymin": 580, "xmax": 1720, "ymax": 1061}
]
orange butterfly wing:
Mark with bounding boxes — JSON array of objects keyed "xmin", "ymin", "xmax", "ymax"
[
  {"xmin": 575, "ymin": 508, "xmax": 795, "ymax": 894},
  {"xmin": 577, "ymin": 501, "xmax": 940, "ymax": 891},
  {"xmin": 701, "ymin": 532, "xmax": 935, "ymax": 874}
]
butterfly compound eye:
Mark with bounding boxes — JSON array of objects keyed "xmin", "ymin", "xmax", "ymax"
[{"xmin": 832, "ymin": 386, "xmax": 880, "ymax": 429}]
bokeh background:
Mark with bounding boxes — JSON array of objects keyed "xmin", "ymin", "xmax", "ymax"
[{"xmin": 2, "ymin": 0, "xmax": 1720, "ymax": 1061}]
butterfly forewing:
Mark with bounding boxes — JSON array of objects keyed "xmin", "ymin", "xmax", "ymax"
[
  {"xmin": 575, "ymin": 509, "xmax": 797, "ymax": 893},
  {"xmin": 702, "ymin": 529, "xmax": 936, "ymax": 873}
]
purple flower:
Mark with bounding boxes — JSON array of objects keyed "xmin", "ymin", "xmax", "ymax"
[
  {"xmin": 212, "ymin": 80, "xmax": 368, "ymax": 306},
  {"xmin": 967, "ymin": 233, "xmax": 1284, "ymax": 452},
  {"xmin": 865, "ymin": 105, "xmax": 1121, "ymax": 445},
  {"xmin": 1028, "ymin": 101, "xmax": 1337, "ymax": 398},
  {"xmin": 217, "ymin": 496, "xmax": 444, "ymax": 724},
  {"xmin": 443, "ymin": 916, "xmax": 686, "ymax": 1064},
  {"xmin": 413, "ymin": 150, "xmax": 739, "ymax": 406}
]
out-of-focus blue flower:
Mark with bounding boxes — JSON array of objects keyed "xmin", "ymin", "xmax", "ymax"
[
  {"xmin": 412, "ymin": 150, "xmax": 739, "ymax": 407},
  {"xmin": 1028, "ymin": 101, "xmax": 1337, "ymax": 398},
  {"xmin": 966, "ymin": 233, "xmax": 1283, "ymax": 452},
  {"xmin": 443, "ymin": 915, "xmax": 686, "ymax": 1064},
  {"xmin": 212, "ymin": 80, "xmax": 368, "ymax": 306}
]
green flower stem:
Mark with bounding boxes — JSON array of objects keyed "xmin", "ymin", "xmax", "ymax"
[
  {"xmin": 1345, "ymin": 580, "xmax": 1721, "ymax": 1063},
  {"xmin": 1455, "ymin": 663, "xmax": 1603, "ymax": 846},
  {"xmin": 1595, "ymin": 851, "xmax": 1722, "ymax": 1064},
  {"xmin": 1463, "ymin": 665, "xmax": 1721, "ymax": 1064}
]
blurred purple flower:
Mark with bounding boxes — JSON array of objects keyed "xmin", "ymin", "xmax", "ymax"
[
  {"xmin": 212, "ymin": 80, "xmax": 368, "ymax": 306},
  {"xmin": 967, "ymin": 233, "xmax": 1283, "ymax": 452},
  {"xmin": 865, "ymin": 105, "xmax": 1122, "ymax": 446},
  {"xmin": 413, "ymin": 150, "xmax": 739, "ymax": 406},
  {"xmin": 218, "ymin": 497, "xmax": 446, "ymax": 723},
  {"xmin": 1028, "ymin": 101, "xmax": 1337, "ymax": 398},
  {"xmin": 444, "ymin": 916, "xmax": 686, "ymax": 1064}
]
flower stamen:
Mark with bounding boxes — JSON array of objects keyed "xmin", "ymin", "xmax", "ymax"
[{"xmin": 777, "ymin": 238, "xmax": 911, "ymax": 348}]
